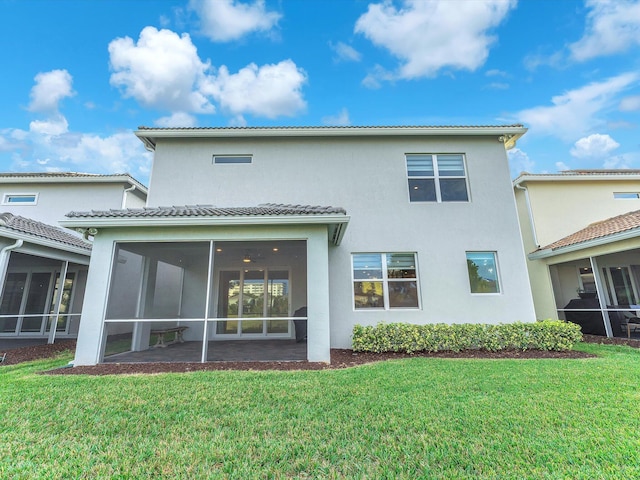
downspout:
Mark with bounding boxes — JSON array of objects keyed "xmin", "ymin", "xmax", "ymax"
[
  {"xmin": 122, "ymin": 184, "xmax": 137, "ymax": 209},
  {"xmin": 514, "ymin": 183, "xmax": 540, "ymax": 248}
]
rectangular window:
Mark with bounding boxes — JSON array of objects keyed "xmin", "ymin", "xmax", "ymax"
[
  {"xmin": 352, "ymin": 253, "xmax": 419, "ymax": 309},
  {"xmin": 213, "ymin": 155, "xmax": 252, "ymax": 164},
  {"xmin": 2, "ymin": 193, "xmax": 38, "ymax": 205},
  {"xmin": 466, "ymin": 252, "xmax": 500, "ymax": 294},
  {"xmin": 406, "ymin": 154, "xmax": 468, "ymax": 202},
  {"xmin": 614, "ymin": 192, "xmax": 640, "ymax": 199}
]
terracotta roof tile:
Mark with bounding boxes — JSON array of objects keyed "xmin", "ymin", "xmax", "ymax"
[{"xmin": 540, "ymin": 210, "xmax": 640, "ymax": 252}]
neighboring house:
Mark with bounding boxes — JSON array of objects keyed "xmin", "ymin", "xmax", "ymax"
[
  {"xmin": 62, "ymin": 126, "xmax": 536, "ymax": 366},
  {"xmin": 0, "ymin": 173, "xmax": 147, "ymax": 343},
  {"xmin": 514, "ymin": 170, "xmax": 640, "ymax": 338}
]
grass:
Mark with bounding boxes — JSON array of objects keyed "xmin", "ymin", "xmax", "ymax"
[{"xmin": 1, "ymin": 342, "xmax": 640, "ymax": 479}]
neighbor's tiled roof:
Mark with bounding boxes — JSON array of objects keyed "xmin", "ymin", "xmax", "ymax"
[
  {"xmin": 0, "ymin": 172, "xmax": 147, "ymax": 190},
  {"xmin": 540, "ymin": 210, "xmax": 640, "ymax": 252},
  {"xmin": 137, "ymin": 124, "xmax": 525, "ymax": 131},
  {"xmin": 67, "ymin": 203, "xmax": 347, "ymax": 219},
  {"xmin": 0, "ymin": 213, "xmax": 91, "ymax": 250}
]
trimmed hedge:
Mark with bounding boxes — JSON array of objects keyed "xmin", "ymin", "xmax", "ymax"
[{"xmin": 352, "ymin": 320, "xmax": 583, "ymax": 354}]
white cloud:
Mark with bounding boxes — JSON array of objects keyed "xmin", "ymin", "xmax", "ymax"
[
  {"xmin": 28, "ymin": 70, "xmax": 75, "ymax": 113},
  {"xmin": 29, "ymin": 115, "xmax": 69, "ymax": 136},
  {"xmin": 570, "ymin": 133, "xmax": 620, "ymax": 158},
  {"xmin": 485, "ymin": 69, "xmax": 508, "ymax": 77},
  {"xmin": 555, "ymin": 161, "xmax": 570, "ymax": 171},
  {"xmin": 189, "ymin": 0, "xmax": 281, "ymax": 42},
  {"xmin": 354, "ymin": 0, "xmax": 516, "ymax": 80},
  {"xmin": 515, "ymin": 72, "xmax": 639, "ymax": 140},
  {"xmin": 205, "ymin": 60, "xmax": 307, "ymax": 118},
  {"xmin": 570, "ymin": 0, "xmax": 640, "ymax": 61},
  {"xmin": 603, "ymin": 155, "xmax": 631, "ymax": 169},
  {"xmin": 508, "ymin": 147, "xmax": 535, "ymax": 176},
  {"xmin": 109, "ymin": 27, "xmax": 308, "ymax": 122},
  {"xmin": 620, "ymin": 95, "xmax": 640, "ymax": 111},
  {"xmin": 330, "ymin": 41, "xmax": 362, "ymax": 62},
  {"xmin": 322, "ymin": 108, "xmax": 351, "ymax": 126},
  {"xmin": 109, "ymin": 27, "xmax": 215, "ymax": 114},
  {"xmin": 155, "ymin": 112, "xmax": 198, "ymax": 127}
]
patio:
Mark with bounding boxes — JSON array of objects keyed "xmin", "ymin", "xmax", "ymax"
[{"xmin": 103, "ymin": 339, "xmax": 307, "ymax": 363}]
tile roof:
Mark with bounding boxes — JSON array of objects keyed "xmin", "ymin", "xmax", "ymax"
[
  {"xmin": 0, "ymin": 172, "xmax": 147, "ymax": 191},
  {"xmin": 137, "ymin": 124, "xmax": 525, "ymax": 131},
  {"xmin": 0, "ymin": 213, "xmax": 91, "ymax": 251},
  {"xmin": 66, "ymin": 203, "xmax": 347, "ymax": 219},
  {"xmin": 539, "ymin": 210, "xmax": 640, "ymax": 252}
]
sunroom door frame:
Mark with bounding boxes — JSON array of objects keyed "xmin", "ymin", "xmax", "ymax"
[{"xmin": 214, "ymin": 266, "xmax": 292, "ymax": 338}]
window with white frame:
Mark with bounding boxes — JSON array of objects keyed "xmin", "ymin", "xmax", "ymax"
[
  {"xmin": 466, "ymin": 252, "xmax": 500, "ymax": 294},
  {"xmin": 2, "ymin": 193, "xmax": 38, "ymax": 205},
  {"xmin": 213, "ymin": 155, "xmax": 252, "ymax": 164},
  {"xmin": 352, "ymin": 253, "xmax": 419, "ymax": 309},
  {"xmin": 613, "ymin": 192, "xmax": 640, "ymax": 199},
  {"xmin": 406, "ymin": 154, "xmax": 468, "ymax": 202}
]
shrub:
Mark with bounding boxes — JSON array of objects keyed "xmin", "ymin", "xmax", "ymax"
[{"xmin": 352, "ymin": 320, "xmax": 582, "ymax": 354}]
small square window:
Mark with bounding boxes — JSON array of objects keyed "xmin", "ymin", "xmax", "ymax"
[
  {"xmin": 2, "ymin": 193, "xmax": 38, "ymax": 205},
  {"xmin": 466, "ymin": 252, "xmax": 500, "ymax": 294}
]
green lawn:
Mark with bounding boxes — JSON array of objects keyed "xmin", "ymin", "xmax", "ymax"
[{"xmin": 1, "ymin": 343, "xmax": 640, "ymax": 479}]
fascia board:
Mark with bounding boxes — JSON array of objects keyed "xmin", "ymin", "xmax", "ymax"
[
  {"xmin": 136, "ymin": 126, "xmax": 527, "ymax": 151},
  {"xmin": 528, "ymin": 227, "xmax": 640, "ymax": 260},
  {"xmin": 0, "ymin": 175, "xmax": 148, "ymax": 193},
  {"xmin": 60, "ymin": 214, "xmax": 351, "ymax": 229},
  {"xmin": 514, "ymin": 174, "xmax": 640, "ymax": 187},
  {"xmin": 0, "ymin": 229, "xmax": 91, "ymax": 257}
]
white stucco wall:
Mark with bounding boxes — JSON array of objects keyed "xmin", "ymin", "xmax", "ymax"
[
  {"xmin": 143, "ymin": 134, "xmax": 535, "ymax": 348},
  {"xmin": 523, "ymin": 179, "xmax": 640, "ymax": 248},
  {"xmin": 0, "ymin": 181, "xmax": 146, "ymax": 226}
]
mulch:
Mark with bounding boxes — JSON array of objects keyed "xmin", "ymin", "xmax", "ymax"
[{"xmin": 2, "ymin": 335, "xmax": 630, "ymax": 375}]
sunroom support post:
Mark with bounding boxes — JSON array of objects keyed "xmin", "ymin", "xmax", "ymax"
[
  {"xmin": 74, "ymin": 237, "xmax": 116, "ymax": 366},
  {"xmin": 306, "ymin": 228, "xmax": 331, "ymax": 362},
  {"xmin": 48, "ymin": 260, "xmax": 69, "ymax": 344},
  {"xmin": 590, "ymin": 256, "xmax": 613, "ymax": 338},
  {"xmin": 201, "ymin": 241, "xmax": 214, "ymax": 363}
]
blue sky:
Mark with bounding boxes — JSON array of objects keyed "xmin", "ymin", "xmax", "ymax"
[{"xmin": 1, "ymin": 0, "xmax": 639, "ymax": 185}]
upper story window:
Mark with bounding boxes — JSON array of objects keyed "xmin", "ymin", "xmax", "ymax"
[
  {"xmin": 213, "ymin": 155, "xmax": 252, "ymax": 164},
  {"xmin": 352, "ymin": 253, "xmax": 420, "ymax": 310},
  {"xmin": 406, "ymin": 154, "xmax": 468, "ymax": 202},
  {"xmin": 2, "ymin": 193, "xmax": 38, "ymax": 205},
  {"xmin": 614, "ymin": 192, "xmax": 640, "ymax": 199}
]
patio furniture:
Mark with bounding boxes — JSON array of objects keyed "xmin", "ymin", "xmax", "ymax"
[
  {"xmin": 151, "ymin": 326, "xmax": 188, "ymax": 348},
  {"xmin": 564, "ymin": 298, "xmax": 605, "ymax": 335},
  {"xmin": 0, "ymin": 352, "xmax": 5, "ymax": 364},
  {"xmin": 293, "ymin": 306, "xmax": 307, "ymax": 343},
  {"xmin": 607, "ymin": 306, "xmax": 640, "ymax": 339}
]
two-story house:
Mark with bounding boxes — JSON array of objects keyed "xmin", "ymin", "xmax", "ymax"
[
  {"xmin": 62, "ymin": 126, "xmax": 536, "ymax": 366},
  {"xmin": 0, "ymin": 173, "xmax": 147, "ymax": 343},
  {"xmin": 514, "ymin": 170, "xmax": 640, "ymax": 339}
]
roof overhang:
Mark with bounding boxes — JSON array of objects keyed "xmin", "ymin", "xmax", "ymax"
[
  {"xmin": 0, "ymin": 174, "xmax": 148, "ymax": 194},
  {"xmin": 0, "ymin": 228, "xmax": 92, "ymax": 257},
  {"xmin": 136, "ymin": 125, "xmax": 527, "ymax": 152},
  {"xmin": 528, "ymin": 226, "xmax": 640, "ymax": 260},
  {"xmin": 60, "ymin": 214, "xmax": 351, "ymax": 246},
  {"xmin": 514, "ymin": 173, "xmax": 640, "ymax": 187}
]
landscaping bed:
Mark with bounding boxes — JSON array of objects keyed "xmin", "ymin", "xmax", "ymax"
[{"xmin": 0, "ymin": 338, "xmax": 600, "ymax": 375}]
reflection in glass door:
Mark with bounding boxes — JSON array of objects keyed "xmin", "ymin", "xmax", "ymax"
[
  {"xmin": 0, "ymin": 273, "xmax": 27, "ymax": 333},
  {"xmin": 602, "ymin": 266, "xmax": 639, "ymax": 305},
  {"xmin": 20, "ymin": 272, "xmax": 53, "ymax": 333},
  {"xmin": 47, "ymin": 273, "xmax": 76, "ymax": 333},
  {"xmin": 216, "ymin": 269, "xmax": 290, "ymax": 336}
]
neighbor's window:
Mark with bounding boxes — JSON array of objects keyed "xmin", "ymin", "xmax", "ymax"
[
  {"xmin": 2, "ymin": 193, "xmax": 38, "ymax": 205},
  {"xmin": 466, "ymin": 252, "xmax": 500, "ymax": 294},
  {"xmin": 406, "ymin": 154, "xmax": 468, "ymax": 202},
  {"xmin": 213, "ymin": 155, "xmax": 252, "ymax": 164},
  {"xmin": 352, "ymin": 253, "xmax": 419, "ymax": 309},
  {"xmin": 614, "ymin": 192, "xmax": 640, "ymax": 199}
]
